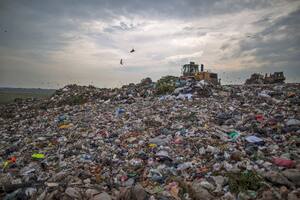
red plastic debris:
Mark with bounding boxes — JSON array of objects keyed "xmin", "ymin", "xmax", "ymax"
[
  {"xmin": 272, "ymin": 157, "xmax": 295, "ymax": 168},
  {"xmin": 256, "ymin": 114, "xmax": 264, "ymax": 122},
  {"xmin": 8, "ymin": 156, "xmax": 16, "ymax": 163}
]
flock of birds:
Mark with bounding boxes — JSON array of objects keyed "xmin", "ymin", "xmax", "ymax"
[{"xmin": 120, "ymin": 48, "xmax": 135, "ymax": 65}]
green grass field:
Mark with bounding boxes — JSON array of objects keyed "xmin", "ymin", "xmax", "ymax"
[{"xmin": 0, "ymin": 88, "xmax": 55, "ymax": 104}]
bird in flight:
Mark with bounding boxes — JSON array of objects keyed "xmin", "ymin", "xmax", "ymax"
[{"xmin": 120, "ymin": 48, "xmax": 136, "ymax": 65}]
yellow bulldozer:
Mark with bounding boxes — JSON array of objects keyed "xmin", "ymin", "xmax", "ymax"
[{"xmin": 181, "ymin": 62, "xmax": 220, "ymax": 85}]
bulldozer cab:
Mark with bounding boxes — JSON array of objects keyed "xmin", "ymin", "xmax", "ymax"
[
  {"xmin": 181, "ymin": 62, "xmax": 220, "ymax": 85},
  {"xmin": 273, "ymin": 72, "xmax": 284, "ymax": 78},
  {"xmin": 182, "ymin": 62, "xmax": 199, "ymax": 76}
]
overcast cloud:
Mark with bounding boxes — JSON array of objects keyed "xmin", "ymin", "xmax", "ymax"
[{"xmin": 0, "ymin": 0, "xmax": 299, "ymax": 88}]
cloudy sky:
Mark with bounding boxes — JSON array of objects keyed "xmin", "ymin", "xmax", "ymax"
[{"xmin": 0, "ymin": 0, "xmax": 299, "ymax": 88}]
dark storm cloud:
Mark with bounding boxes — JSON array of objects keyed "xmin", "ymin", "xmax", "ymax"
[
  {"xmin": 0, "ymin": 0, "xmax": 288, "ymax": 52},
  {"xmin": 220, "ymin": 7, "xmax": 300, "ymax": 82},
  {"xmin": 0, "ymin": 0, "xmax": 299, "ymax": 88},
  {"xmin": 260, "ymin": 8, "xmax": 300, "ymax": 37},
  {"xmin": 238, "ymin": 7, "xmax": 300, "ymax": 64},
  {"xmin": 0, "ymin": 1, "xmax": 78, "ymax": 52}
]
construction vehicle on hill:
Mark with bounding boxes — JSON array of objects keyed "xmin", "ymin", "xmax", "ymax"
[
  {"xmin": 245, "ymin": 72, "xmax": 285, "ymax": 84},
  {"xmin": 181, "ymin": 62, "xmax": 220, "ymax": 85}
]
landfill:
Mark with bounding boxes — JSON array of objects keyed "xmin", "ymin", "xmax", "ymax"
[{"xmin": 0, "ymin": 77, "xmax": 300, "ymax": 200}]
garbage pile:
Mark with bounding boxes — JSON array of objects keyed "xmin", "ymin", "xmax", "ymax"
[{"xmin": 0, "ymin": 78, "xmax": 300, "ymax": 200}]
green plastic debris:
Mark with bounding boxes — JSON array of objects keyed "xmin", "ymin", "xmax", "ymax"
[
  {"xmin": 228, "ymin": 131, "xmax": 240, "ymax": 141},
  {"xmin": 32, "ymin": 153, "xmax": 45, "ymax": 159}
]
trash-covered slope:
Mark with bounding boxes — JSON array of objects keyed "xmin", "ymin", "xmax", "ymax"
[{"xmin": 0, "ymin": 79, "xmax": 299, "ymax": 200}]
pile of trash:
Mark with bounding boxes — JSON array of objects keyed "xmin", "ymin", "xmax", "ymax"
[{"xmin": 0, "ymin": 78, "xmax": 299, "ymax": 200}]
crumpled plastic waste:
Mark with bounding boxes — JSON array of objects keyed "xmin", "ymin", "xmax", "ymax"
[
  {"xmin": 115, "ymin": 107, "xmax": 125, "ymax": 117},
  {"xmin": 272, "ymin": 157, "xmax": 296, "ymax": 168},
  {"xmin": 245, "ymin": 135, "xmax": 264, "ymax": 145},
  {"xmin": 227, "ymin": 131, "xmax": 240, "ymax": 141}
]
